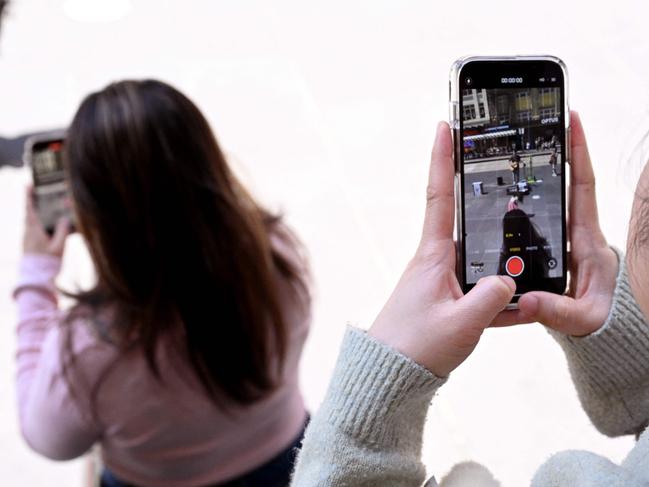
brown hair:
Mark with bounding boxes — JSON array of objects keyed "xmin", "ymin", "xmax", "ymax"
[{"xmin": 64, "ymin": 79, "xmax": 307, "ymax": 406}]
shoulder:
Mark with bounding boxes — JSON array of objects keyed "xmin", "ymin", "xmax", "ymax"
[
  {"xmin": 532, "ymin": 449, "xmax": 645, "ymax": 486},
  {"xmin": 620, "ymin": 428, "xmax": 649, "ymax": 476},
  {"xmin": 44, "ymin": 311, "xmax": 121, "ymax": 396},
  {"xmin": 268, "ymin": 221, "xmax": 311, "ymax": 289},
  {"xmin": 268, "ymin": 224, "xmax": 312, "ymax": 329}
]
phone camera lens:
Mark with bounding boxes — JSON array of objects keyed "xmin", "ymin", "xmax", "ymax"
[{"xmin": 465, "ymin": 77, "xmax": 473, "ymax": 86}]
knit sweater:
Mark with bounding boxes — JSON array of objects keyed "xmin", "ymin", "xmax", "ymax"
[{"xmin": 291, "ymin": 252, "xmax": 649, "ymax": 486}]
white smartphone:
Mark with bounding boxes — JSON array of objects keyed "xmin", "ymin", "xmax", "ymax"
[{"xmin": 449, "ymin": 56, "xmax": 569, "ymax": 308}]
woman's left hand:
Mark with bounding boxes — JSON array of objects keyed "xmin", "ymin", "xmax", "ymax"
[{"xmin": 23, "ymin": 187, "xmax": 71, "ymax": 258}]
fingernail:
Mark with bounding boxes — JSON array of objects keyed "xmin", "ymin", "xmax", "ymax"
[
  {"xmin": 499, "ymin": 275, "xmax": 516, "ymax": 292},
  {"xmin": 435, "ymin": 121, "xmax": 446, "ymax": 141}
]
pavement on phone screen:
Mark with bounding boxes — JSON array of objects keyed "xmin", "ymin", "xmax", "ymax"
[{"xmin": 463, "ymin": 153, "xmax": 563, "ymax": 282}]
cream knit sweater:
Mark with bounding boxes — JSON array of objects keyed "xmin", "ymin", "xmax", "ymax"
[{"xmin": 291, "ymin": 253, "xmax": 649, "ymax": 486}]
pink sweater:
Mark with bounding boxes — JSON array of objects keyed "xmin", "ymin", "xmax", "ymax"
[{"xmin": 14, "ymin": 254, "xmax": 310, "ymax": 487}]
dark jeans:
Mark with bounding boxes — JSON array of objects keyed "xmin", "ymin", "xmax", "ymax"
[{"xmin": 101, "ymin": 416, "xmax": 309, "ymax": 487}]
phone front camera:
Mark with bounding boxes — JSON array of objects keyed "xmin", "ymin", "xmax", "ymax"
[{"xmin": 465, "ymin": 77, "xmax": 473, "ymax": 86}]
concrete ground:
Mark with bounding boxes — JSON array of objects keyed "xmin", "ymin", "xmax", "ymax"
[
  {"xmin": 1, "ymin": 1, "xmax": 648, "ymax": 486},
  {"xmin": 464, "ymin": 154, "xmax": 564, "ymax": 283}
]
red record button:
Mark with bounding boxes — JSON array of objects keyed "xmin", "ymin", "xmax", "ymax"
[{"xmin": 505, "ymin": 256, "xmax": 525, "ymax": 277}]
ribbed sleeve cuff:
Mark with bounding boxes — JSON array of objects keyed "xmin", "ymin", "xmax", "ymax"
[
  {"xmin": 551, "ymin": 248, "xmax": 649, "ymax": 392},
  {"xmin": 13, "ymin": 254, "xmax": 62, "ymax": 299},
  {"xmin": 319, "ymin": 327, "xmax": 446, "ymax": 452}
]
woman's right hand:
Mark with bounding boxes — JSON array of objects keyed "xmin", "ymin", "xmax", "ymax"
[
  {"xmin": 511, "ymin": 112, "xmax": 618, "ymax": 336},
  {"xmin": 23, "ymin": 187, "xmax": 71, "ymax": 258},
  {"xmin": 369, "ymin": 122, "xmax": 516, "ymax": 378}
]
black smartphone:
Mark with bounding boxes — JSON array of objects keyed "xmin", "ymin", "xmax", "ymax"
[
  {"xmin": 449, "ymin": 56, "xmax": 569, "ymax": 308},
  {"xmin": 24, "ymin": 130, "xmax": 76, "ymax": 235}
]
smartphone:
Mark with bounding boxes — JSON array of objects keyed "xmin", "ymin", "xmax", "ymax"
[
  {"xmin": 23, "ymin": 130, "xmax": 76, "ymax": 235},
  {"xmin": 449, "ymin": 56, "xmax": 569, "ymax": 308}
]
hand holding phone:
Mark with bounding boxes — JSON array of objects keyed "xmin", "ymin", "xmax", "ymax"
[
  {"xmin": 369, "ymin": 123, "xmax": 515, "ymax": 378},
  {"xmin": 450, "ymin": 56, "xmax": 569, "ymax": 308},
  {"xmin": 23, "ymin": 130, "xmax": 76, "ymax": 236},
  {"xmin": 23, "ymin": 186, "xmax": 71, "ymax": 258},
  {"xmin": 500, "ymin": 112, "xmax": 619, "ymax": 335}
]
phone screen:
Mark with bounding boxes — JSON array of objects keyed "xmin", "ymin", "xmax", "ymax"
[
  {"xmin": 457, "ymin": 60, "xmax": 567, "ymax": 298},
  {"xmin": 30, "ymin": 138, "xmax": 74, "ymax": 234}
]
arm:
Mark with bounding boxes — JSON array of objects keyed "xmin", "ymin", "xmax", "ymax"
[
  {"xmin": 291, "ymin": 328, "xmax": 445, "ymax": 487},
  {"xmin": 14, "ymin": 254, "xmax": 101, "ymax": 460},
  {"xmin": 15, "ymin": 253, "xmax": 62, "ymax": 411},
  {"xmin": 292, "ymin": 122, "xmax": 516, "ymax": 486},
  {"xmin": 508, "ymin": 113, "xmax": 643, "ymax": 435},
  {"xmin": 550, "ymin": 250, "xmax": 649, "ymax": 437},
  {"xmin": 15, "ymin": 192, "xmax": 99, "ymax": 460}
]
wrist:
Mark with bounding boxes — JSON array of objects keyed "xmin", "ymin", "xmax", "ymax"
[
  {"xmin": 320, "ymin": 327, "xmax": 446, "ymax": 450},
  {"xmin": 368, "ymin": 320, "xmax": 453, "ymax": 377},
  {"xmin": 14, "ymin": 254, "xmax": 62, "ymax": 299},
  {"xmin": 549, "ymin": 255, "xmax": 649, "ymax": 394},
  {"xmin": 21, "ymin": 253, "xmax": 63, "ymax": 271},
  {"xmin": 582, "ymin": 246, "xmax": 621, "ymax": 336}
]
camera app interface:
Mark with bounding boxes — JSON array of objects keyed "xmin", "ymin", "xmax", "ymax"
[{"xmin": 461, "ymin": 81, "xmax": 564, "ymax": 289}]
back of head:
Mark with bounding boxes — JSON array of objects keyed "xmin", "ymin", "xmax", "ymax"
[
  {"xmin": 65, "ymin": 79, "xmax": 306, "ymax": 406},
  {"xmin": 499, "ymin": 209, "xmax": 552, "ymax": 280},
  {"xmin": 501, "ymin": 209, "xmax": 548, "ymax": 248},
  {"xmin": 502, "ymin": 209, "xmax": 529, "ymax": 236}
]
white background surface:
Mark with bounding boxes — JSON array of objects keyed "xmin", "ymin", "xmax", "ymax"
[{"xmin": 1, "ymin": 1, "xmax": 648, "ymax": 485}]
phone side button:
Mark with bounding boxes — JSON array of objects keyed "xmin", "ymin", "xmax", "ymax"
[{"xmin": 451, "ymin": 102, "xmax": 459, "ymax": 128}]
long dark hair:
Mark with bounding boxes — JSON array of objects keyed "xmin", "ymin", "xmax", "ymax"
[
  {"xmin": 64, "ymin": 79, "xmax": 307, "ymax": 406},
  {"xmin": 498, "ymin": 208, "xmax": 553, "ymax": 280}
]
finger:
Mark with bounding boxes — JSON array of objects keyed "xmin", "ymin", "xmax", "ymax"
[
  {"xmin": 420, "ymin": 122, "xmax": 455, "ymax": 245},
  {"xmin": 455, "ymin": 275, "xmax": 516, "ymax": 330},
  {"xmin": 489, "ymin": 308, "xmax": 537, "ymax": 327},
  {"xmin": 49, "ymin": 217, "xmax": 71, "ymax": 253},
  {"xmin": 569, "ymin": 111, "xmax": 601, "ymax": 234},
  {"xmin": 518, "ymin": 291, "xmax": 593, "ymax": 335},
  {"xmin": 25, "ymin": 186, "xmax": 39, "ymax": 224},
  {"xmin": 24, "ymin": 186, "xmax": 52, "ymax": 247}
]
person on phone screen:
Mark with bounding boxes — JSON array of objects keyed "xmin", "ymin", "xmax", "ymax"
[
  {"xmin": 509, "ymin": 149, "xmax": 521, "ymax": 184},
  {"xmin": 550, "ymin": 147, "xmax": 559, "ymax": 177},
  {"xmin": 291, "ymin": 112, "xmax": 649, "ymax": 486},
  {"xmin": 497, "ymin": 209, "xmax": 556, "ymax": 292},
  {"xmin": 14, "ymin": 80, "xmax": 311, "ymax": 487}
]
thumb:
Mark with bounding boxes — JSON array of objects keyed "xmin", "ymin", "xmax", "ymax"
[
  {"xmin": 518, "ymin": 292, "xmax": 592, "ymax": 335},
  {"xmin": 49, "ymin": 217, "xmax": 71, "ymax": 254},
  {"xmin": 455, "ymin": 276, "xmax": 516, "ymax": 330}
]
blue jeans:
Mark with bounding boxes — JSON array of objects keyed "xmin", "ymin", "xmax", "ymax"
[{"xmin": 101, "ymin": 416, "xmax": 309, "ymax": 487}]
